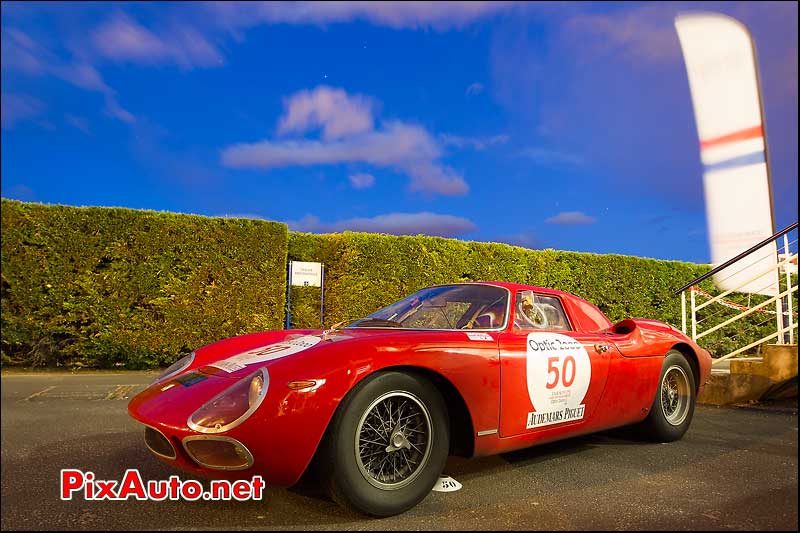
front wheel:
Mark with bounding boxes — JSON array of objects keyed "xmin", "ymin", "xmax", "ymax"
[
  {"xmin": 318, "ymin": 371, "xmax": 450, "ymax": 517},
  {"xmin": 638, "ymin": 350, "xmax": 696, "ymax": 442}
]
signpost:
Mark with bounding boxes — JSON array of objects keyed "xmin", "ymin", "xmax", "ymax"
[{"xmin": 285, "ymin": 261, "xmax": 325, "ymax": 329}]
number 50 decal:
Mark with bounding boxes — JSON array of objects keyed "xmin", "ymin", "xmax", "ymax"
[
  {"xmin": 526, "ymin": 333, "xmax": 591, "ymax": 429},
  {"xmin": 546, "ymin": 356, "xmax": 576, "ymax": 389}
]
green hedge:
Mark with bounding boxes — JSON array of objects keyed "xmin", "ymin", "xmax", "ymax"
[
  {"xmin": 1, "ymin": 199, "xmax": 288, "ymax": 368},
  {"xmin": 287, "ymin": 232, "xmax": 708, "ymax": 327},
  {"xmin": 288, "ymin": 232, "xmax": 780, "ymax": 357},
  {"xmin": 1, "ymin": 199, "xmax": 783, "ymax": 368}
]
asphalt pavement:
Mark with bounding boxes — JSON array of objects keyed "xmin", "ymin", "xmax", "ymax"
[{"xmin": 1, "ymin": 371, "xmax": 797, "ymax": 531}]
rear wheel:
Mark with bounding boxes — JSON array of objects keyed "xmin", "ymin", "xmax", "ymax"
[
  {"xmin": 318, "ymin": 371, "xmax": 449, "ymax": 517},
  {"xmin": 639, "ymin": 350, "xmax": 696, "ymax": 442}
]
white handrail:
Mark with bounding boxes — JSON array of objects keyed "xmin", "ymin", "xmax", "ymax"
[
  {"xmin": 712, "ymin": 323, "xmax": 799, "ymax": 364},
  {"xmin": 784, "ymin": 234, "xmax": 795, "ymax": 344},
  {"xmin": 695, "ymin": 252, "xmax": 797, "ymax": 312},
  {"xmin": 696, "ymin": 284, "xmax": 798, "ymax": 340},
  {"xmin": 681, "ymin": 291, "xmax": 687, "ymax": 334},
  {"xmin": 678, "ymin": 223, "xmax": 797, "ymax": 360}
]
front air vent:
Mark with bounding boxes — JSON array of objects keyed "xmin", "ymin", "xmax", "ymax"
[
  {"xmin": 144, "ymin": 426, "xmax": 176, "ymax": 459},
  {"xmin": 183, "ymin": 436, "xmax": 253, "ymax": 470}
]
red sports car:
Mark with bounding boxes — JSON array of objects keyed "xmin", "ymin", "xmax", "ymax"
[{"xmin": 128, "ymin": 282, "xmax": 711, "ymax": 516}]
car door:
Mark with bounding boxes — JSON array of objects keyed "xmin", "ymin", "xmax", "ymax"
[{"xmin": 498, "ymin": 291, "xmax": 611, "ymax": 438}]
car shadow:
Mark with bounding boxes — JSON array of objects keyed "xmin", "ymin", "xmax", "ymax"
[
  {"xmin": 440, "ymin": 425, "xmax": 648, "ymax": 479},
  {"xmin": 0, "ymin": 423, "xmax": 706, "ymax": 529}
]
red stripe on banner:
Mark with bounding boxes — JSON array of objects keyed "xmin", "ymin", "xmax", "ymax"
[{"xmin": 700, "ymin": 125, "xmax": 763, "ymax": 150}]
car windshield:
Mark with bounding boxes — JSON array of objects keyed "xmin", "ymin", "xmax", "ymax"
[{"xmin": 347, "ymin": 284, "xmax": 509, "ymax": 330}]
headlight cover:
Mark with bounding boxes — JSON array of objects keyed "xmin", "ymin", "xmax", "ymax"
[
  {"xmin": 152, "ymin": 352, "xmax": 195, "ymax": 385},
  {"xmin": 187, "ymin": 368, "xmax": 269, "ymax": 434}
]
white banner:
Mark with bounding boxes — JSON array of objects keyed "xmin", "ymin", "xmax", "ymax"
[{"xmin": 675, "ymin": 13, "xmax": 778, "ymax": 296}]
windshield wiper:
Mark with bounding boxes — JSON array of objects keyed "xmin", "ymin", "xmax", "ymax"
[{"xmin": 349, "ymin": 318, "xmax": 404, "ymax": 328}]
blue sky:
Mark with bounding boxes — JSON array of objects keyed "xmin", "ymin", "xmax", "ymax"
[{"xmin": 1, "ymin": 1, "xmax": 797, "ymax": 263}]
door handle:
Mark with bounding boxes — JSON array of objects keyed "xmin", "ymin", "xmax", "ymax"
[{"xmin": 594, "ymin": 344, "xmax": 609, "ymax": 353}]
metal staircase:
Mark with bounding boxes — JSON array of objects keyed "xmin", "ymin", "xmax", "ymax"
[{"xmin": 674, "ymin": 222, "xmax": 798, "ymax": 366}]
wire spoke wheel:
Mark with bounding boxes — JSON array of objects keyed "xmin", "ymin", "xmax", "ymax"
[
  {"xmin": 660, "ymin": 365, "xmax": 691, "ymax": 426},
  {"xmin": 320, "ymin": 371, "xmax": 449, "ymax": 516},
  {"xmin": 355, "ymin": 391, "xmax": 432, "ymax": 490}
]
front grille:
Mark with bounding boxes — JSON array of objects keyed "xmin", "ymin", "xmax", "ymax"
[{"xmin": 144, "ymin": 427, "xmax": 176, "ymax": 459}]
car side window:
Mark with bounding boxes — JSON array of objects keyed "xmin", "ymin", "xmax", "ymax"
[
  {"xmin": 403, "ymin": 301, "xmax": 471, "ymax": 329},
  {"xmin": 514, "ymin": 291, "xmax": 572, "ymax": 331}
]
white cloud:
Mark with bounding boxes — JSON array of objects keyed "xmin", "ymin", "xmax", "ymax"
[
  {"xmin": 465, "ymin": 81, "xmax": 484, "ymax": 96},
  {"xmin": 278, "ymin": 86, "xmax": 374, "ymax": 140},
  {"xmin": 2, "ymin": 28, "xmax": 135, "ymax": 124},
  {"xmin": 440, "ymin": 133, "xmax": 509, "ymax": 150},
  {"xmin": 210, "ymin": 2, "xmax": 515, "ymax": 32},
  {"xmin": 545, "ymin": 211, "xmax": 596, "ymax": 225},
  {"xmin": 64, "ymin": 114, "xmax": 91, "ymax": 134},
  {"xmin": 1, "ymin": 28, "xmax": 47, "ymax": 75},
  {"xmin": 53, "ymin": 62, "xmax": 108, "ymax": 92},
  {"xmin": 223, "ymin": 121, "xmax": 436, "ymax": 167},
  {"xmin": 349, "ymin": 172, "xmax": 375, "ymax": 189},
  {"xmin": 562, "ymin": 4, "xmax": 680, "ymax": 65},
  {"xmin": 222, "ymin": 87, "xmax": 469, "ymax": 196},
  {"xmin": 2, "ymin": 12, "xmax": 223, "ymax": 126},
  {"xmin": 494, "ymin": 232, "xmax": 539, "ymax": 249},
  {"xmin": 287, "ymin": 212, "xmax": 476, "ymax": 237},
  {"xmin": 91, "ymin": 13, "xmax": 168, "ymax": 63},
  {"xmin": 103, "ymin": 95, "xmax": 136, "ymax": 123},
  {"xmin": 90, "ymin": 13, "xmax": 224, "ymax": 70},
  {"xmin": 1, "ymin": 3, "xmax": 514, "ymax": 128},
  {"xmin": 519, "ymin": 147, "xmax": 583, "ymax": 167},
  {"xmin": 1, "ymin": 93, "xmax": 45, "ymax": 129},
  {"xmin": 1, "ymin": 184, "xmax": 37, "ymax": 201}
]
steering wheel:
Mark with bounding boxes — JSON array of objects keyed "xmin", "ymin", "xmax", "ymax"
[
  {"xmin": 517, "ymin": 303, "xmax": 549, "ymax": 329},
  {"xmin": 461, "ymin": 297, "xmax": 505, "ymax": 329}
]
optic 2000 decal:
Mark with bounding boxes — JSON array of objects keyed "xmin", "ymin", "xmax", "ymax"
[{"xmin": 526, "ymin": 332, "xmax": 591, "ymax": 429}]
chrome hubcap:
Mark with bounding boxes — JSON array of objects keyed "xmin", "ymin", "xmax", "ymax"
[
  {"xmin": 661, "ymin": 365, "xmax": 690, "ymax": 426},
  {"xmin": 355, "ymin": 391, "xmax": 432, "ymax": 490}
]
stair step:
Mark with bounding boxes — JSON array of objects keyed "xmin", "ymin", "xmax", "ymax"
[{"xmin": 761, "ymin": 344, "xmax": 798, "ymax": 382}]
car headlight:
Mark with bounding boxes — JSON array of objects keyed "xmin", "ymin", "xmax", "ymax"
[
  {"xmin": 187, "ymin": 368, "xmax": 269, "ymax": 434},
  {"xmin": 152, "ymin": 352, "xmax": 195, "ymax": 385}
]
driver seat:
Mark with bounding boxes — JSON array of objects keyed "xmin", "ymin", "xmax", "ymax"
[
  {"xmin": 541, "ymin": 304, "xmax": 565, "ymax": 330},
  {"xmin": 474, "ymin": 303, "xmax": 505, "ymax": 328}
]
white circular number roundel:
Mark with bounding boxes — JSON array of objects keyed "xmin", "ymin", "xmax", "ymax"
[{"xmin": 526, "ymin": 332, "xmax": 591, "ymax": 417}]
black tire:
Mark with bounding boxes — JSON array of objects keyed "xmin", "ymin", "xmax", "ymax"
[
  {"xmin": 318, "ymin": 371, "xmax": 449, "ymax": 517},
  {"xmin": 638, "ymin": 350, "xmax": 697, "ymax": 442}
]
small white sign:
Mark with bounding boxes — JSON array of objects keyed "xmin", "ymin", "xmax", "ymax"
[
  {"xmin": 465, "ymin": 332, "xmax": 494, "ymax": 341},
  {"xmin": 290, "ymin": 261, "xmax": 323, "ymax": 287},
  {"xmin": 432, "ymin": 476, "xmax": 462, "ymax": 493}
]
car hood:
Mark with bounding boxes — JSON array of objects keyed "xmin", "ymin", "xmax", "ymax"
[
  {"xmin": 132, "ymin": 326, "xmax": 497, "ymax": 428},
  {"xmin": 187, "ymin": 327, "xmax": 436, "ymax": 381}
]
